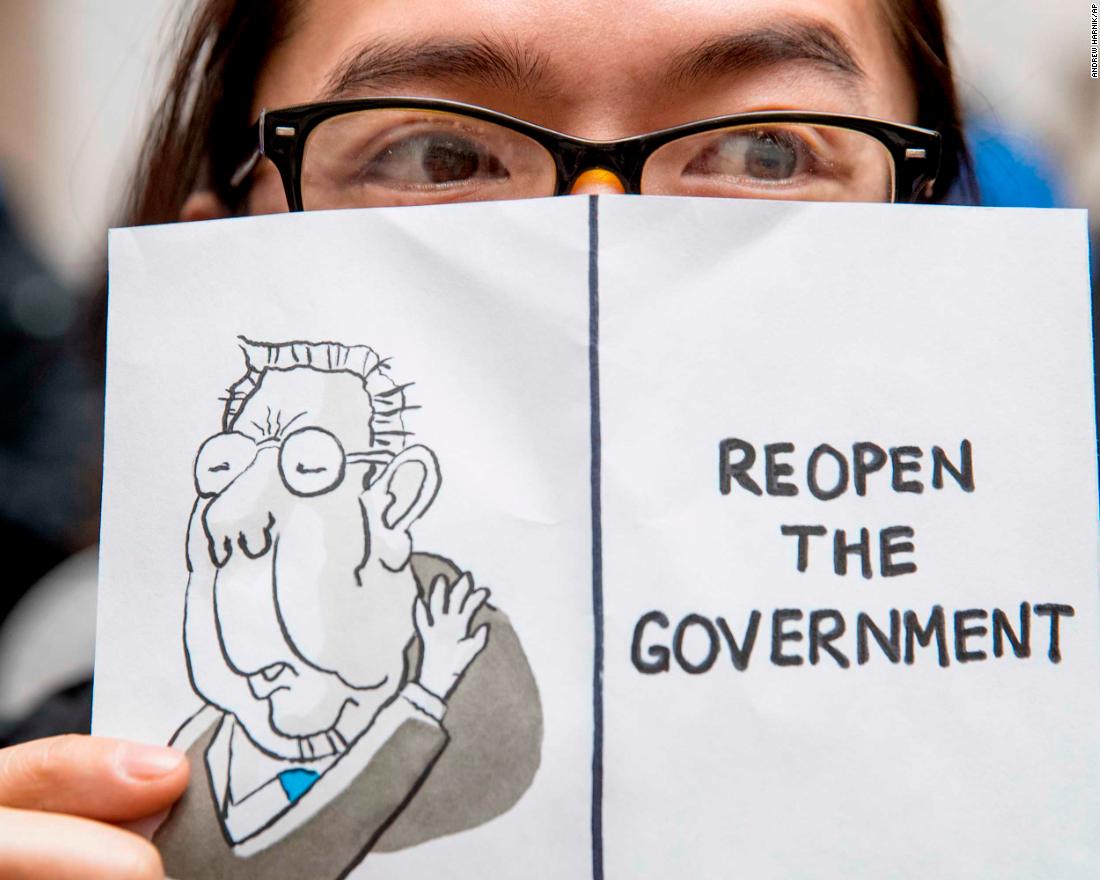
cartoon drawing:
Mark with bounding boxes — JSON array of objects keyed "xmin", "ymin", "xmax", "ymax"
[{"xmin": 153, "ymin": 338, "xmax": 542, "ymax": 879}]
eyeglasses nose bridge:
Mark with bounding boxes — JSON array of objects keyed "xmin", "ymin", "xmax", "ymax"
[
  {"xmin": 555, "ymin": 141, "xmax": 640, "ymax": 195},
  {"xmin": 569, "ymin": 168, "xmax": 627, "ymax": 195}
]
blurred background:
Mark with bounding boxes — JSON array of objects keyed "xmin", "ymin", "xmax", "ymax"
[{"xmin": 0, "ymin": 0, "xmax": 1094, "ymax": 718}]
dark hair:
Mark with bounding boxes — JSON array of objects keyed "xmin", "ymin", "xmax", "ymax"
[
  {"xmin": 879, "ymin": 0, "xmax": 974, "ymax": 203},
  {"xmin": 123, "ymin": 1, "xmax": 300, "ymax": 226},
  {"xmin": 122, "ymin": 0, "xmax": 973, "ymax": 229},
  {"xmin": 89, "ymin": 1, "xmax": 299, "ymax": 364}
]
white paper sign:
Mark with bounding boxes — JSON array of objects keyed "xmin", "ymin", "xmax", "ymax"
[{"xmin": 96, "ymin": 196, "xmax": 1100, "ymax": 879}]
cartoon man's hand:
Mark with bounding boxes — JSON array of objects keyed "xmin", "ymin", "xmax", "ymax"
[{"xmin": 414, "ymin": 573, "xmax": 490, "ymax": 701}]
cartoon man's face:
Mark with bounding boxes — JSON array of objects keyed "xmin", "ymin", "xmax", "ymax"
[{"xmin": 184, "ymin": 358, "xmax": 439, "ymax": 757}]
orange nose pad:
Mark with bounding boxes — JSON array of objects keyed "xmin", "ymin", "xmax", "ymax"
[{"xmin": 569, "ymin": 168, "xmax": 626, "ymax": 195}]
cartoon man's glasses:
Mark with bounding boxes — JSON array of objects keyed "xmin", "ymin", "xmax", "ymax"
[
  {"xmin": 195, "ymin": 428, "xmax": 394, "ymax": 499},
  {"xmin": 230, "ymin": 98, "xmax": 941, "ymax": 209}
]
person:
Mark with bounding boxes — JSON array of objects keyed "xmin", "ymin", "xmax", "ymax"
[{"xmin": 0, "ymin": 0, "xmax": 974, "ymax": 876}]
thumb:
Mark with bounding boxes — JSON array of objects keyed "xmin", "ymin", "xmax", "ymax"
[{"xmin": 0, "ymin": 735, "xmax": 189, "ymax": 822}]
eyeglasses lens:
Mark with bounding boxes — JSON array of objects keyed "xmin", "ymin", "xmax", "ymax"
[
  {"xmin": 641, "ymin": 123, "xmax": 896, "ymax": 203},
  {"xmin": 302, "ymin": 109, "xmax": 558, "ymax": 209}
]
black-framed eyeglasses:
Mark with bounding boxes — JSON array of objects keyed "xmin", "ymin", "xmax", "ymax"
[{"xmin": 231, "ymin": 97, "xmax": 941, "ymax": 210}]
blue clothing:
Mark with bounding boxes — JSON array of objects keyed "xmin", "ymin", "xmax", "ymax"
[{"xmin": 966, "ymin": 120, "xmax": 1066, "ymax": 208}]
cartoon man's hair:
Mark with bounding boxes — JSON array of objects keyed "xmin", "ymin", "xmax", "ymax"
[{"xmin": 221, "ymin": 336, "xmax": 411, "ymax": 451}]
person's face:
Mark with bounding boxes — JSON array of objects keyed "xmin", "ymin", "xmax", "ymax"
[
  {"xmin": 186, "ymin": 367, "xmax": 421, "ymax": 743},
  {"xmin": 239, "ymin": 0, "xmax": 916, "ymax": 214}
]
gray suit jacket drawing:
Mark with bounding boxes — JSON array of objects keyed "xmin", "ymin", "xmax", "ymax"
[{"xmin": 154, "ymin": 553, "xmax": 542, "ymax": 879}]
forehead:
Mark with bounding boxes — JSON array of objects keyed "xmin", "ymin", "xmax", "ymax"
[
  {"xmin": 256, "ymin": 0, "xmax": 913, "ymax": 134},
  {"xmin": 232, "ymin": 368, "xmax": 375, "ymax": 449}
]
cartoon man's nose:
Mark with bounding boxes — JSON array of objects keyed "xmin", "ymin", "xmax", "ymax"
[
  {"xmin": 236, "ymin": 512, "xmax": 276, "ymax": 559},
  {"xmin": 203, "ymin": 449, "xmax": 280, "ymax": 563},
  {"xmin": 207, "ymin": 508, "xmax": 276, "ymax": 565}
]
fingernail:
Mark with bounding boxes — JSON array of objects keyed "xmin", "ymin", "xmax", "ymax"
[{"xmin": 118, "ymin": 742, "xmax": 185, "ymax": 780}]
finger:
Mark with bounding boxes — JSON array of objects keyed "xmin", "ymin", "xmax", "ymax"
[
  {"xmin": 0, "ymin": 805, "xmax": 164, "ymax": 880},
  {"xmin": 464, "ymin": 624, "xmax": 490, "ymax": 661},
  {"xmin": 451, "ymin": 572, "xmax": 477, "ymax": 611},
  {"xmin": 428, "ymin": 574, "xmax": 448, "ymax": 620},
  {"xmin": 0, "ymin": 735, "xmax": 188, "ymax": 823},
  {"xmin": 425, "ymin": 574, "xmax": 442, "ymax": 607},
  {"xmin": 414, "ymin": 596, "xmax": 431, "ymax": 632},
  {"xmin": 459, "ymin": 586, "xmax": 491, "ymax": 621},
  {"xmin": 444, "ymin": 572, "xmax": 471, "ymax": 615}
]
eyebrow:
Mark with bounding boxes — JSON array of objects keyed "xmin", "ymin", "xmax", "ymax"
[
  {"xmin": 664, "ymin": 21, "xmax": 865, "ymax": 89},
  {"xmin": 320, "ymin": 36, "xmax": 556, "ymax": 100}
]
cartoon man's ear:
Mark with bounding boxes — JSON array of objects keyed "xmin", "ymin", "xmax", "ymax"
[
  {"xmin": 362, "ymin": 445, "xmax": 441, "ymax": 572},
  {"xmin": 367, "ymin": 444, "xmax": 440, "ymax": 532}
]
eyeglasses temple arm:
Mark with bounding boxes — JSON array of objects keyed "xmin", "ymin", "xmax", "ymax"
[
  {"xmin": 229, "ymin": 148, "xmax": 262, "ymax": 190},
  {"xmin": 228, "ymin": 115, "xmax": 267, "ymax": 192},
  {"xmin": 347, "ymin": 451, "xmax": 398, "ymax": 466}
]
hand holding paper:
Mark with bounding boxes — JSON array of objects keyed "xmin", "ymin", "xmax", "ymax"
[{"xmin": 0, "ymin": 735, "xmax": 187, "ymax": 880}]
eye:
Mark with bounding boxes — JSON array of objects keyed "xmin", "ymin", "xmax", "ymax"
[
  {"xmin": 301, "ymin": 109, "xmax": 558, "ymax": 209},
  {"xmin": 683, "ymin": 128, "xmax": 814, "ymax": 183},
  {"xmin": 194, "ymin": 432, "xmax": 259, "ymax": 497},
  {"xmin": 279, "ymin": 427, "xmax": 346, "ymax": 497},
  {"xmin": 743, "ymin": 131, "xmax": 802, "ymax": 179},
  {"xmin": 359, "ymin": 129, "xmax": 509, "ymax": 189}
]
